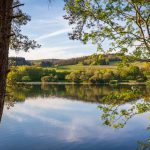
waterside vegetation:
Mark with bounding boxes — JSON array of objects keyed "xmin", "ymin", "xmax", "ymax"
[{"xmin": 7, "ymin": 62, "xmax": 150, "ymax": 85}]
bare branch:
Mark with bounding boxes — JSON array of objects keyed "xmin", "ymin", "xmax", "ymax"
[{"xmin": 12, "ymin": 3, "xmax": 24, "ymax": 9}]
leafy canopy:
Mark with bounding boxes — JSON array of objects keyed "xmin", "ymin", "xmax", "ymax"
[{"xmin": 64, "ymin": 0, "xmax": 150, "ymax": 58}]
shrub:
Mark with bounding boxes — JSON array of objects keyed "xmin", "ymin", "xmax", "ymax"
[
  {"xmin": 89, "ymin": 72, "xmax": 104, "ymax": 83},
  {"xmin": 41, "ymin": 74, "xmax": 58, "ymax": 82},
  {"xmin": 65, "ymin": 71, "xmax": 81, "ymax": 83},
  {"xmin": 41, "ymin": 76, "xmax": 51, "ymax": 82},
  {"xmin": 103, "ymin": 72, "xmax": 113, "ymax": 82},
  {"xmin": 146, "ymin": 80, "xmax": 150, "ymax": 85},
  {"xmin": 56, "ymin": 71, "xmax": 69, "ymax": 81},
  {"xmin": 109, "ymin": 80, "xmax": 118, "ymax": 84},
  {"xmin": 7, "ymin": 71, "xmax": 21, "ymax": 84},
  {"xmin": 21, "ymin": 76, "xmax": 31, "ymax": 82},
  {"xmin": 136, "ymin": 78, "xmax": 145, "ymax": 82}
]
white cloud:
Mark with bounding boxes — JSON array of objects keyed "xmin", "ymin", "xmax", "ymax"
[
  {"xmin": 9, "ymin": 45, "xmax": 77, "ymax": 60},
  {"xmin": 36, "ymin": 28, "xmax": 72, "ymax": 41},
  {"xmin": 9, "ymin": 43, "xmax": 96, "ymax": 60},
  {"xmin": 34, "ymin": 16, "xmax": 69, "ymax": 27}
]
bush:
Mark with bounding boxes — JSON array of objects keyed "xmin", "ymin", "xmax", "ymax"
[
  {"xmin": 8, "ymin": 65, "xmax": 147, "ymax": 84},
  {"xmin": 65, "ymin": 71, "xmax": 81, "ymax": 83},
  {"xmin": 136, "ymin": 78, "xmax": 145, "ymax": 82},
  {"xmin": 56, "ymin": 71, "xmax": 69, "ymax": 81},
  {"xmin": 89, "ymin": 74, "xmax": 104, "ymax": 83},
  {"xmin": 121, "ymin": 80, "xmax": 129, "ymax": 82},
  {"xmin": 103, "ymin": 72, "xmax": 113, "ymax": 82},
  {"xmin": 21, "ymin": 76, "xmax": 31, "ymax": 82},
  {"xmin": 109, "ymin": 80, "xmax": 118, "ymax": 84},
  {"xmin": 41, "ymin": 76, "xmax": 50, "ymax": 82},
  {"xmin": 7, "ymin": 71, "xmax": 20, "ymax": 84},
  {"xmin": 41, "ymin": 74, "xmax": 58, "ymax": 82},
  {"xmin": 146, "ymin": 80, "xmax": 150, "ymax": 85}
]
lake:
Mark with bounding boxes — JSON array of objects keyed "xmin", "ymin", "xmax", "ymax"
[{"xmin": 0, "ymin": 84, "xmax": 150, "ymax": 150}]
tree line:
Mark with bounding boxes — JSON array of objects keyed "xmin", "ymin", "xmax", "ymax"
[
  {"xmin": 9, "ymin": 53, "xmax": 123, "ymax": 67},
  {"xmin": 7, "ymin": 64, "xmax": 150, "ymax": 84}
]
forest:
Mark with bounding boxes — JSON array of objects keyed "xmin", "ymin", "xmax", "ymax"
[{"xmin": 7, "ymin": 63, "xmax": 150, "ymax": 84}]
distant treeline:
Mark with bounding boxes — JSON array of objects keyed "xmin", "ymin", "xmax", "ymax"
[
  {"xmin": 9, "ymin": 54, "xmax": 122, "ymax": 67},
  {"xmin": 9, "ymin": 57, "xmax": 31, "ymax": 66},
  {"xmin": 9, "ymin": 54, "xmax": 150, "ymax": 67}
]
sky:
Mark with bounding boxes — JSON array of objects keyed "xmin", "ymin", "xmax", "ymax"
[{"xmin": 9, "ymin": 0, "xmax": 98, "ymax": 60}]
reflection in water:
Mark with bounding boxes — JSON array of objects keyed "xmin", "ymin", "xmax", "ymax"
[
  {"xmin": 0, "ymin": 99, "xmax": 4, "ymax": 123},
  {"xmin": 98, "ymin": 87, "xmax": 150, "ymax": 128},
  {"xmin": 1, "ymin": 84, "xmax": 150, "ymax": 150},
  {"xmin": 97, "ymin": 86, "xmax": 150, "ymax": 150},
  {"xmin": 136, "ymin": 129, "xmax": 150, "ymax": 150},
  {"xmin": 6, "ymin": 84, "xmax": 148, "ymax": 102}
]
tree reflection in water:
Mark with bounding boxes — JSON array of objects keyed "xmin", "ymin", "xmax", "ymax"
[
  {"xmin": 0, "ymin": 98, "xmax": 4, "ymax": 123},
  {"xmin": 135, "ymin": 124, "xmax": 150, "ymax": 150},
  {"xmin": 2, "ymin": 84, "xmax": 150, "ymax": 150},
  {"xmin": 98, "ymin": 86, "xmax": 150, "ymax": 150}
]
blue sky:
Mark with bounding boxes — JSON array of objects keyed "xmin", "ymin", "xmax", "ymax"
[{"xmin": 9, "ymin": 0, "xmax": 98, "ymax": 60}]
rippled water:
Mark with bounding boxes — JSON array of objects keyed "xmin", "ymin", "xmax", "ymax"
[{"xmin": 0, "ymin": 84, "xmax": 150, "ymax": 150}]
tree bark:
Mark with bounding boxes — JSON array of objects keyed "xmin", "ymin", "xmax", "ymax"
[{"xmin": 0, "ymin": 0, "xmax": 13, "ymax": 122}]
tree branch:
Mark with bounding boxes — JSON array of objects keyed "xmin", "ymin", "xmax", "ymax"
[
  {"xmin": 11, "ymin": 14, "xmax": 23, "ymax": 19},
  {"xmin": 12, "ymin": 3, "xmax": 24, "ymax": 9}
]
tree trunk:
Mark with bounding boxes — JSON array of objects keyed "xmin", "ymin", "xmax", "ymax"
[{"xmin": 0, "ymin": 0, "xmax": 13, "ymax": 122}]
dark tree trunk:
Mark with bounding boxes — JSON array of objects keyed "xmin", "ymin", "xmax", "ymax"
[{"xmin": 0, "ymin": 0, "xmax": 13, "ymax": 122}]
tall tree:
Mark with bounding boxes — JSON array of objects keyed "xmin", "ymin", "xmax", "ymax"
[
  {"xmin": 64, "ymin": 0, "xmax": 150, "ymax": 57},
  {"xmin": 0, "ymin": 0, "xmax": 39, "ymax": 103}
]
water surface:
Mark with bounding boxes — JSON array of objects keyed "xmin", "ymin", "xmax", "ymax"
[{"xmin": 0, "ymin": 84, "xmax": 150, "ymax": 150}]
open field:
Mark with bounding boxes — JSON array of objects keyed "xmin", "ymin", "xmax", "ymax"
[{"xmin": 54, "ymin": 65, "xmax": 117, "ymax": 71}]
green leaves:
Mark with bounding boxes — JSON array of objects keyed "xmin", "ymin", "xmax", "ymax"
[
  {"xmin": 64, "ymin": 0, "xmax": 150, "ymax": 59},
  {"xmin": 98, "ymin": 86, "xmax": 150, "ymax": 129}
]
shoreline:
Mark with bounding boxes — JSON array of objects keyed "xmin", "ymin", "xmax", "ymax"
[{"xmin": 17, "ymin": 82, "xmax": 147, "ymax": 85}]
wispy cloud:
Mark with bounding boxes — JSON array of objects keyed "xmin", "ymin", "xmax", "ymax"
[
  {"xmin": 34, "ymin": 16, "xmax": 68, "ymax": 27},
  {"xmin": 9, "ymin": 0, "xmax": 96, "ymax": 60},
  {"xmin": 9, "ymin": 43, "xmax": 96, "ymax": 60},
  {"xmin": 36, "ymin": 28, "xmax": 72, "ymax": 41}
]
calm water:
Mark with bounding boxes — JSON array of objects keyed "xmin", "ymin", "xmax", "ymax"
[{"xmin": 0, "ymin": 84, "xmax": 150, "ymax": 150}]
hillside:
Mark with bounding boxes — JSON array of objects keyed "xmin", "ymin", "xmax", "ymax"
[{"xmin": 9, "ymin": 53, "xmax": 122, "ymax": 67}]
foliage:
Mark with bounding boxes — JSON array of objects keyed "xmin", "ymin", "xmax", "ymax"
[
  {"xmin": 66, "ymin": 71, "xmax": 81, "ymax": 82},
  {"xmin": 7, "ymin": 65, "xmax": 148, "ymax": 84},
  {"xmin": 98, "ymin": 87, "xmax": 150, "ymax": 129},
  {"xmin": 64, "ymin": 0, "xmax": 150, "ymax": 58},
  {"xmin": 7, "ymin": 71, "xmax": 20, "ymax": 84},
  {"xmin": 39, "ymin": 61, "xmax": 53, "ymax": 68},
  {"xmin": 81, "ymin": 53, "xmax": 121, "ymax": 65},
  {"xmin": 8, "ymin": 66, "xmax": 69, "ymax": 83},
  {"xmin": 41, "ymin": 75, "xmax": 58, "ymax": 82},
  {"xmin": 21, "ymin": 76, "xmax": 31, "ymax": 82},
  {"xmin": 65, "ymin": 66, "xmax": 146, "ymax": 83},
  {"xmin": 9, "ymin": 57, "xmax": 31, "ymax": 66}
]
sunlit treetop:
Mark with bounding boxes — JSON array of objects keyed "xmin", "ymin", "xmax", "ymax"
[{"xmin": 64, "ymin": 0, "xmax": 150, "ymax": 58}]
